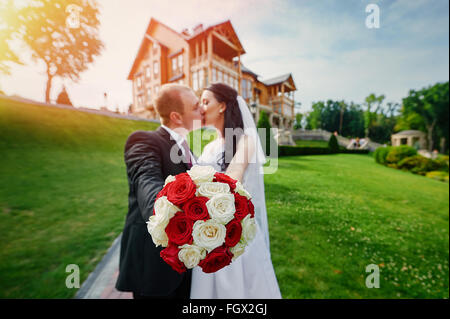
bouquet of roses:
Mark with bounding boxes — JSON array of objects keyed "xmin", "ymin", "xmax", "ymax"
[{"xmin": 147, "ymin": 165, "xmax": 257, "ymax": 273}]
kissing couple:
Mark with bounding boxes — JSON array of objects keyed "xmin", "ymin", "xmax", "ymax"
[{"xmin": 115, "ymin": 82, "xmax": 281, "ymax": 299}]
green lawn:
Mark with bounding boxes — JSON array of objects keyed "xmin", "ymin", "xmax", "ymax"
[
  {"xmin": 265, "ymin": 154, "xmax": 449, "ymax": 298},
  {"xmin": 295, "ymin": 139, "xmax": 330, "ymax": 148},
  {"xmin": 0, "ymin": 97, "xmax": 448, "ymax": 298}
]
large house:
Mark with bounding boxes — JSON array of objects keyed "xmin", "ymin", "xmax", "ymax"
[{"xmin": 127, "ymin": 18, "xmax": 297, "ymax": 143}]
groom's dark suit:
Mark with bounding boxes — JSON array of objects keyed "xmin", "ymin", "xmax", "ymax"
[{"xmin": 115, "ymin": 126, "xmax": 193, "ymax": 298}]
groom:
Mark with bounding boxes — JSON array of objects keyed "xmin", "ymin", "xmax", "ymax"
[{"xmin": 115, "ymin": 84, "xmax": 204, "ymax": 299}]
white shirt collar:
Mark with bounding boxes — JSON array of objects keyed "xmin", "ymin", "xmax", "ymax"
[
  {"xmin": 161, "ymin": 124, "xmax": 196, "ymax": 164},
  {"xmin": 161, "ymin": 124, "xmax": 184, "ymax": 143}
]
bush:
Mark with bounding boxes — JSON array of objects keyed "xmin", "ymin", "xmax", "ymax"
[
  {"xmin": 328, "ymin": 134, "xmax": 339, "ymax": 153},
  {"xmin": 434, "ymin": 155, "xmax": 449, "ymax": 172},
  {"xmin": 386, "ymin": 145, "xmax": 417, "ymax": 164},
  {"xmin": 340, "ymin": 149, "xmax": 370, "ymax": 154},
  {"xmin": 425, "ymin": 171, "xmax": 449, "ymax": 182},
  {"xmin": 374, "ymin": 146, "xmax": 392, "ymax": 165},
  {"xmin": 397, "ymin": 155, "xmax": 441, "ymax": 175}
]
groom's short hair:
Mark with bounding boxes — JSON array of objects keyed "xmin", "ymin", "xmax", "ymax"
[{"xmin": 154, "ymin": 84, "xmax": 193, "ymax": 125}]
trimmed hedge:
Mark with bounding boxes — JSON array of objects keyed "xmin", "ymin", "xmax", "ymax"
[
  {"xmin": 278, "ymin": 145, "xmax": 369, "ymax": 157},
  {"xmin": 328, "ymin": 134, "xmax": 339, "ymax": 153},
  {"xmin": 278, "ymin": 146, "xmax": 333, "ymax": 156}
]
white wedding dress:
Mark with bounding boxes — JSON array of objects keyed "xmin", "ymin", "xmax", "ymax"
[{"xmin": 190, "ymin": 136, "xmax": 282, "ymax": 299}]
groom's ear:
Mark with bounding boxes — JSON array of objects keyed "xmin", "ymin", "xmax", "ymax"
[{"xmin": 169, "ymin": 111, "xmax": 183, "ymax": 125}]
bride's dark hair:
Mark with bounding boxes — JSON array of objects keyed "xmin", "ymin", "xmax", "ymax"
[{"xmin": 205, "ymin": 82, "xmax": 244, "ymax": 171}]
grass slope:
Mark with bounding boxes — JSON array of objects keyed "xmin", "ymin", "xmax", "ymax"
[{"xmin": 0, "ymin": 97, "xmax": 159, "ymax": 298}]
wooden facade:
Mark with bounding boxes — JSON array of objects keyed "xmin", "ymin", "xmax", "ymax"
[{"xmin": 127, "ymin": 18, "xmax": 297, "ymax": 132}]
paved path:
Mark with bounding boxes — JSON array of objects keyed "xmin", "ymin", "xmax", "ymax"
[{"xmin": 74, "ymin": 234, "xmax": 132, "ymax": 299}]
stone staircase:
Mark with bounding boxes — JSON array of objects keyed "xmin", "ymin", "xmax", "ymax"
[{"xmin": 292, "ymin": 129, "xmax": 384, "ymax": 152}]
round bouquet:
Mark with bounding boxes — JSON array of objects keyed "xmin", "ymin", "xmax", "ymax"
[{"xmin": 147, "ymin": 165, "xmax": 257, "ymax": 273}]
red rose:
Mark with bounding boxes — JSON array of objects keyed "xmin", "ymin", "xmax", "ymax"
[
  {"xmin": 214, "ymin": 172, "xmax": 237, "ymax": 191},
  {"xmin": 198, "ymin": 245, "xmax": 233, "ymax": 273},
  {"xmin": 183, "ymin": 196, "xmax": 210, "ymax": 221},
  {"xmin": 233, "ymin": 193, "xmax": 250, "ymax": 222},
  {"xmin": 160, "ymin": 245, "xmax": 186, "ymax": 274},
  {"xmin": 166, "ymin": 173, "xmax": 196, "ymax": 206},
  {"xmin": 156, "ymin": 185, "xmax": 168, "ymax": 200},
  {"xmin": 225, "ymin": 219, "xmax": 242, "ymax": 247},
  {"xmin": 248, "ymin": 199, "xmax": 255, "ymax": 218},
  {"xmin": 165, "ymin": 211, "xmax": 193, "ymax": 246}
]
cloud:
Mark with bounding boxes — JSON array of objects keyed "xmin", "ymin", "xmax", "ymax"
[{"xmin": 1, "ymin": 0, "xmax": 448, "ymax": 114}]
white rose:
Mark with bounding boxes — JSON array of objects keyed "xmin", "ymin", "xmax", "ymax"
[
  {"xmin": 235, "ymin": 181, "xmax": 252, "ymax": 199},
  {"xmin": 241, "ymin": 215, "xmax": 257, "ymax": 244},
  {"xmin": 147, "ymin": 215, "xmax": 169, "ymax": 247},
  {"xmin": 164, "ymin": 175, "xmax": 176, "ymax": 186},
  {"xmin": 230, "ymin": 242, "xmax": 246, "ymax": 261},
  {"xmin": 196, "ymin": 182, "xmax": 230, "ymax": 198},
  {"xmin": 153, "ymin": 196, "xmax": 179, "ymax": 225},
  {"xmin": 192, "ymin": 219, "xmax": 226, "ymax": 252},
  {"xmin": 206, "ymin": 193, "xmax": 235, "ymax": 224},
  {"xmin": 146, "ymin": 196, "xmax": 179, "ymax": 247},
  {"xmin": 188, "ymin": 165, "xmax": 215, "ymax": 185},
  {"xmin": 178, "ymin": 244, "xmax": 207, "ymax": 268}
]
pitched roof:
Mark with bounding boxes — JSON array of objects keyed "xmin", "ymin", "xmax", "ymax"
[
  {"xmin": 262, "ymin": 73, "xmax": 292, "ymax": 86},
  {"xmin": 234, "ymin": 61, "xmax": 259, "ymax": 78},
  {"xmin": 127, "ymin": 34, "xmax": 167, "ymax": 80},
  {"xmin": 392, "ymin": 130, "xmax": 425, "ymax": 136}
]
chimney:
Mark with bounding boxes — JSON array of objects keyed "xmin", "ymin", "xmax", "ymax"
[
  {"xmin": 181, "ymin": 28, "xmax": 190, "ymax": 37},
  {"xmin": 193, "ymin": 23, "xmax": 203, "ymax": 35}
]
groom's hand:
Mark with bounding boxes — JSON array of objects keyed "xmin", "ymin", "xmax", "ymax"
[{"xmin": 124, "ymin": 131, "xmax": 164, "ymax": 222}]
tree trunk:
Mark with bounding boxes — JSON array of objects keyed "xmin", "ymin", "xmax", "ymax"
[
  {"xmin": 45, "ymin": 69, "xmax": 53, "ymax": 104},
  {"xmin": 427, "ymin": 120, "xmax": 437, "ymax": 152}
]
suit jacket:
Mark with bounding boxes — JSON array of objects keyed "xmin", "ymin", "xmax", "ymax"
[{"xmin": 115, "ymin": 126, "xmax": 193, "ymax": 296}]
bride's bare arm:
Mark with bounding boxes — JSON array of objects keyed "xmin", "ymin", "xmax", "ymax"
[{"xmin": 225, "ymin": 135, "xmax": 255, "ymax": 181}]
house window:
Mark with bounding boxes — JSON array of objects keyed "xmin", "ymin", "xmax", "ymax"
[
  {"xmin": 193, "ymin": 71, "xmax": 198, "ymax": 91},
  {"xmin": 212, "ymin": 68, "xmax": 217, "ymax": 82},
  {"xmin": 241, "ymin": 79, "xmax": 247, "ymax": 99},
  {"xmin": 199, "ymin": 68, "xmax": 204, "ymax": 89},
  {"xmin": 147, "ymin": 88, "xmax": 152, "ymax": 103},
  {"xmin": 154, "ymin": 85, "xmax": 160, "ymax": 95},
  {"xmin": 218, "ymin": 70, "xmax": 223, "ymax": 82},
  {"xmin": 178, "ymin": 54, "xmax": 183, "ymax": 69},
  {"xmin": 137, "ymin": 76, "xmax": 142, "ymax": 88},
  {"xmin": 153, "ymin": 61, "xmax": 159, "ymax": 77},
  {"xmin": 145, "ymin": 66, "xmax": 151, "ymax": 79},
  {"xmin": 172, "ymin": 57, "xmax": 177, "ymax": 72}
]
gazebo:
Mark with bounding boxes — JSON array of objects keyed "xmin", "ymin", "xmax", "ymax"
[{"xmin": 391, "ymin": 130, "xmax": 427, "ymax": 150}]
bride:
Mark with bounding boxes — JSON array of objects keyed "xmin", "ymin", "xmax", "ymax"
[{"xmin": 190, "ymin": 83, "xmax": 281, "ymax": 299}]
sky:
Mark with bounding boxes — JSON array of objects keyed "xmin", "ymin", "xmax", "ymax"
[{"xmin": 1, "ymin": 0, "xmax": 449, "ymax": 114}]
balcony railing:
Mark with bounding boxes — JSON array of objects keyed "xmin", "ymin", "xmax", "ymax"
[
  {"xmin": 270, "ymin": 96, "xmax": 294, "ymax": 118},
  {"xmin": 190, "ymin": 53, "xmax": 237, "ymax": 72}
]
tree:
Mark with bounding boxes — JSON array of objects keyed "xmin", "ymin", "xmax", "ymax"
[
  {"xmin": 11, "ymin": 0, "xmax": 103, "ymax": 102},
  {"xmin": 364, "ymin": 93, "xmax": 385, "ymax": 137},
  {"xmin": 56, "ymin": 86, "xmax": 72, "ymax": 106},
  {"xmin": 294, "ymin": 113, "xmax": 303, "ymax": 130},
  {"xmin": 328, "ymin": 134, "xmax": 339, "ymax": 153},
  {"xmin": 400, "ymin": 82, "xmax": 449, "ymax": 152},
  {"xmin": 0, "ymin": 1, "xmax": 23, "ymax": 76}
]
